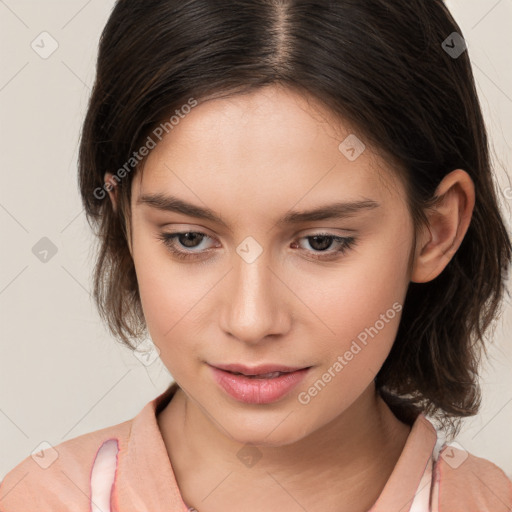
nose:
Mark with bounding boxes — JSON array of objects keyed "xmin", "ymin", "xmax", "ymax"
[{"xmin": 219, "ymin": 252, "xmax": 292, "ymax": 345}]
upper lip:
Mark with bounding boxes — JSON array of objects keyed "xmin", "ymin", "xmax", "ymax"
[{"xmin": 210, "ymin": 363, "xmax": 310, "ymax": 376}]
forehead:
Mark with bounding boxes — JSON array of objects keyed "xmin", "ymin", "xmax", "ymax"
[{"xmin": 133, "ymin": 85, "xmax": 404, "ymax": 213}]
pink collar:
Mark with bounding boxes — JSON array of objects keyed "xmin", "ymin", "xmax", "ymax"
[{"xmin": 90, "ymin": 383, "xmax": 439, "ymax": 512}]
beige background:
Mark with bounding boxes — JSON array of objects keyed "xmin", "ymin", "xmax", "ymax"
[{"xmin": 1, "ymin": 0, "xmax": 511, "ymax": 481}]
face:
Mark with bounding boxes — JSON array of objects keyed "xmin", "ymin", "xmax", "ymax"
[{"xmin": 127, "ymin": 84, "xmax": 415, "ymax": 446}]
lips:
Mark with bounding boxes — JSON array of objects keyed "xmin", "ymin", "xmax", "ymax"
[
  {"xmin": 231, "ymin": 371, "xmax": 283, "ymax": 379},
  {"xmin": 210, "ymin": 363, "xmax": 308, "ymax": 376},
  {"xmin": 208, "ymin": 363, "xmax": 312, "ymax": 404}
]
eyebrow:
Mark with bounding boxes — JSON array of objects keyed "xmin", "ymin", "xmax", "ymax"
[{"xmin": 137, "ymin": 193, "xmax": 380, "ymax": 228}]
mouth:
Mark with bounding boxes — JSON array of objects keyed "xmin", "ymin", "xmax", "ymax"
[
  {"xmin": 228, "ymin": 371, "xmax": 289, "ymax": 379},
  {"xmin": 210, "ymin": 362, "xmax": 310, "ymax": 377},
  {"xmin": 208, "ymin": 363, "xmax": 312, "ymax": 404}
]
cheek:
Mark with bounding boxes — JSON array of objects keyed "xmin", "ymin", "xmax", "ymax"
[
  {"xmin": 132, "ymin": 229, "xmax": 199, "ymax": 342},
  {"xmin": 134, "ymin": 256, "xmax": 203, "ymax": 381},
  {"xmin": 295, "ymin": 284, "xmax": 404, "ymax": 421},
  {"xmin": 303, "ymin": 233, "xmax": 409, "ymax": 344},
  {"xmin": 293, "ymin": 228, "xmax": 410, "ymax": 410}
]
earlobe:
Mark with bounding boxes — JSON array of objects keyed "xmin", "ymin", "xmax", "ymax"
[
  {"xmin": 104, "ymin": 172, "xmax": 118, "ymax": 212},
  {"xmin": 411, "ymin": 169, "xmax": 475, "ymax": 283},
  {"xmin": 103, "ymin": 171, "xmax": 133, "ymax": 257}
]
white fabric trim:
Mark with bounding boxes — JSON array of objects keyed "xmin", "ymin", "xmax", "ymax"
[
  {"xmin": 407, "ymin": 420, "xmax": 445, "ymax": 512},
  {"xmin": 90, "ymin": 439, "xmax": 119, "ymax": 512},
  {"xmin": 409, "ymin": 455, "xmax": 433, "ymax": 512}
]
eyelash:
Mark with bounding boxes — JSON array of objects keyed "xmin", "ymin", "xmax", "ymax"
[{"xmin": 155, "ymin": 231, "xmax": 357, "ymax": 262}]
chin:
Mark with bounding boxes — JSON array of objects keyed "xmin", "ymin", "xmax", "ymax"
[
  {"xmin": 234, "ymin": 431, "xmax": 303, "ymax": 449},
  {"xmin": 222, "ymin": 414, "xmax": 314, "ymax": 448}
]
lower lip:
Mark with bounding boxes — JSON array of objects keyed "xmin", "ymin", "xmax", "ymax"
[{"xmin": 210, "ymin": 366, "xmax": 310, "ymax": 404}]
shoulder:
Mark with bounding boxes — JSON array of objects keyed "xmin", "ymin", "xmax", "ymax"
[
  {"xmin": 0, "ymin": 419, "xmax": 132, "ymax": 511},
  {"xmin": 434, "ymin": 444, "xmax": 512, "ymax": 511}
]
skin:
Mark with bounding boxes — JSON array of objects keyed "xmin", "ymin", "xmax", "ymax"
[{"xmin": 104, "ymin": 84, "xmax": 475, "ymax": 512}]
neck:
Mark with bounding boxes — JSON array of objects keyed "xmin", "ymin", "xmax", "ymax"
[{"xmin": 158, "ymin": 383, "xmax": 411, "ymax": 512}]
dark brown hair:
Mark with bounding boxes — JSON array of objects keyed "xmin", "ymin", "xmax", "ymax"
[{"xmin": 78, "ymin": 0, "xmax": 511, "ymax": 439}]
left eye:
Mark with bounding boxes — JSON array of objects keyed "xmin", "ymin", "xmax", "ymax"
[
  {"xmin": 292, "ymin": 233, "xmax": 356, "ymax": 258},
  {"xmin": 156, "ymin": 231, "xmax": 357, "ymax": 261}
]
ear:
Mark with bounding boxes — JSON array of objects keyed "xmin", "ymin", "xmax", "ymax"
[
  {"xmin": 411, "ymin": 169, "xmax": 475, "ymax": 283},
  {"xmin": 104, "ymin": 172, "xmax": 118, "ymax": 212},
  {"xmin": 103, "ymin": 172, "xmax": 133, "ymax": 257}
]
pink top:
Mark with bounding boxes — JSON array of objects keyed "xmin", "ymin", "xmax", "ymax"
[{"xmin": 1, "ymin": 382, "xmax": 511, "ymax": 511}]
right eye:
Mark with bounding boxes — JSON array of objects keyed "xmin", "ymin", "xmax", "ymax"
[{"xmin": 156, "ymin": 231, "xmax": 217, "ymax": 260}]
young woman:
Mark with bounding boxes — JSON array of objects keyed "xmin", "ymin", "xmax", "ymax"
[{"xmin": 1, "ymin": 1, "xmax": 511, "ymax": 511}]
